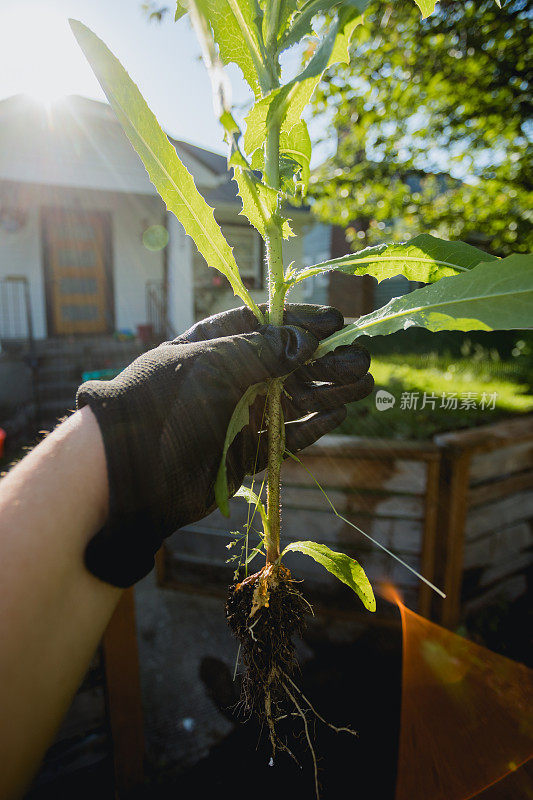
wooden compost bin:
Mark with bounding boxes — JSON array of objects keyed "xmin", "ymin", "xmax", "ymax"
[
  {"xmin": 159, "ymin": 416, "xmax": 533, "ymax": 629},
  {"xmin": 434, "ymin": 416, "xmax": 533, "ymax": 627}
]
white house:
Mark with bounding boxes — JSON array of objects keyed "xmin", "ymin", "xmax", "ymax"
[{"xmin": 0, "ymin": 94, "xmax": 314, "ymax": 342}]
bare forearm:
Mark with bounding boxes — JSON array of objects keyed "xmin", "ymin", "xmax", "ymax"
[{"xmin": 0, "ymin": 407, "xmax": 121, "ymax": 798}]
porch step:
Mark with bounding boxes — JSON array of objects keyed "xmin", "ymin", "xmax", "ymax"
[
  {"xmin": 35, "ymin": 380, "xmax": 80, "ymax": 404},
  {"xmin": 34, "ymin": 337, "xmax": 145, "ymax": 360},
  {"xmin": 31, "ymin": 337, "xmax": 144, "ymax": 428}
]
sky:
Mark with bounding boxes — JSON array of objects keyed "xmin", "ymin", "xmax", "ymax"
[
  {"xmin": 0, "ymin": 0, "xmax": 332, "ymax": 162},
  {"xmin": 0, "ymin": 0, "xmax": 254, "ymax": 154}
]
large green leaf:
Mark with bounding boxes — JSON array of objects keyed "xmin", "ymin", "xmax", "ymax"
[
  {"xmin": 70, "ymin": 20, "xmax": 262, "ymax": 320},
  {"xmin": 293, "ymin": 234, "xmax": 499, "ymax": 285},
  {"xmin": 283, "ymin": 541, "xmax": 376, "ymax": 611},
  {"xmin": 244, "ymin": 8, "xmax": 362, "ymax": 157},
  {"xmin": 411, "ymin": 0, "xmax": 436, "ymax": 18},
  {"xmin": 315, "ymin": 254, "xmax": 533, "ymax": 357},
  {"xmin": 278, "ymin": 0, "xmax": 369, "ymax": 53},
  {"xmin": 194, "ymin": 0, "xmax": 268, "ymax": 97},
  {"xmin": 215, "ymin": 382, "xmax": 268, "ymax": 516}
]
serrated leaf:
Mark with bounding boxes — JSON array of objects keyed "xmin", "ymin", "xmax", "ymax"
[
  {"xmin": 253, "ymin": 120, "xmax": 312, "ymax": 195},
  {"xmin": 411, "ymin": 0, "xmax": 436, "ymax": 19},
  {"xmin": 283, "ymin": 541, "xmax": 376, "ymax": 611},
  {"xmin": 194, "ymin": 0, "xmax": 268, "ymax": 97},
  {"xmin": 215, "ymin": 382, "xmax": 268, "ymax": 516},
  {"xmin": 70, "ymin": 19, "xmax": 262, "ymax": 321},
  {"xmin": 315, "ymin": 254, "xmax": 533, "ymax": 357},
  {"xmin": 280, "ymin": 120, "xmax": 312, "ymax": 191},
  {"xmin": 294, "ymin": 234, "xmax": 499, "ymax": 285},
  {"xmin": 278, "ymin": 0, "xmax": 369, "ymax": 54},
  {"xmin": 244, "ymin": 9, "xmax": 362, "ymax": 157},
  {"xmin": 175, "ymin": 1, "xmax": 188, "ymax": 21},
  {"xmin": 235, "ymin": 485, "xmax": 269, "ymax": 533},
  {"xmin": 229, "ymin": 146, "xmax": 293, "ymax": 238}
]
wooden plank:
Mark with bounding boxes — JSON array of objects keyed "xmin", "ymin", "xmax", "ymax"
[
  {"xmin": 154, "ymin": 545, "xmax": 167, "ymax": 586},
  {"xmin": 462, "ymin": 574, "xmax": 527, "ymax": 617},
  {"xmin": 465, "ymin": 490, "xmax": 533, "ymax": 540},
  {"xmin": 102, "ymin": 588, "xmax": 144, "ymax": 797},
  {"xmin": 436, "ymin": 450, "xmax": 471, "ymax": 629},
  {"xmin": 418, "ymin": 459, "xmax": 441, "ymax": 618},
  {"xmin": 280, "ymin": 508, "xmax": 424, "ymax": 553},
  {"xmin": 281, "ymin": 455, "xmax": 428, "ymax": 494},
  {"xmin": 301, "ymin": 433, "xmax": 440, "ymax": 461},
  {"xmin": 282, "ymin": 485, "xmax": 425, "ymax": 519},
  {"xmin": 435, "ymin": 415, "xmax": 533, "ymax": 456},
  {"xmin": 463, "ymin": 522, "xmax": 533, "ymax": 569},
  {"xmin": 469, "ymin": 441, "xmax": 533, "ymax": 484},
  {"xmin": 468, "ymin": 469, "xmax": 533, "ymax": 507},
  {"xmin": 478, "ymin": 550, "xmax": 533, "ymax": 588},
  {"xmin": 184, "ymin": 508, "xmax": 424, "ymax": 554}
]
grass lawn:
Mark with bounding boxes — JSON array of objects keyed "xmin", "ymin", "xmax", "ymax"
[{"xmin": 339, "ymin": 351, "xmax": 533, "ymax": 440}]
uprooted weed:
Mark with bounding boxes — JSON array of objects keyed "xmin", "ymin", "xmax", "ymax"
[{"xmin": 226, "ymin": 564, "xmax": 357, "ymax": 798}]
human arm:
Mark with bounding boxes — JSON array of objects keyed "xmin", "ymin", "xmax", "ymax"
[
  {"xmin": 0, "ymin": 304, "xmax": 372, "ymax": 796},
  {"xmin": 0, "ymin": 406, "xmax": 120, "ymax": 799}
]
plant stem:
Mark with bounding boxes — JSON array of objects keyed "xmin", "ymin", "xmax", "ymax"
[{"xmin": 264, "ymin": 120, "xmax": 287, "ymax": 564}]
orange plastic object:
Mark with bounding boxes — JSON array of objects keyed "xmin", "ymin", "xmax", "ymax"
[{"xmin": 393, "ymin": 593, "xmax": 533, "ymax": 800}]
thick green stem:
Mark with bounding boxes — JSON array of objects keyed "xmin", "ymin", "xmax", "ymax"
[{"xmin": 264, "ymin": 121, "xmax": 286, "ymax": 564}]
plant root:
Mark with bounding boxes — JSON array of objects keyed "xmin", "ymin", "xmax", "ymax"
[
  {"xmin": 226, "ymin": 564, "xmax": 357, "ymax": 799},
  {"xmin": 226, "ymin": 564, "xmax": 307, "ymax": 746}
]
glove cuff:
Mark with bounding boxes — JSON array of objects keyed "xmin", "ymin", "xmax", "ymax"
[{"xmin": 77, "ymin": 381, "xmax": 165, "ymax": 587}]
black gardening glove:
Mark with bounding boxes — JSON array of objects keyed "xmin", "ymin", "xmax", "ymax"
[{"xmin": 76, "ymin": 304, "xmax": 373, "ymax": 587}]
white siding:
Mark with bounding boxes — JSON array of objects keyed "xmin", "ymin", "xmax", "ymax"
[
  {"xmin": 0, "ymin": 182, "xmax": 168, "ymax": 338},
  {"xmin": 167, "ymin": 212, "xmax": 194, "ymax": 335}
]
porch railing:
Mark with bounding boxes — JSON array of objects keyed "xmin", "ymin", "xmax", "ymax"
[
  {"xmin": 146, "ymin": 280, "xmax": 175, "ymax": 341},
  {"xmin": 0, "ymin": 276, "xmax": 34, "ymax": 347}
]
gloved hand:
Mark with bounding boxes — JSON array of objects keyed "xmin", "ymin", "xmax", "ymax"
[{"xmin": 76, "ymin": 304, "xmax": 373, "ymax": 587}]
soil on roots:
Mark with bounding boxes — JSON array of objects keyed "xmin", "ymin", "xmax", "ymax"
[{"xmin": 225, "ymin": 564, "xmax": 309, "ymax": 740}]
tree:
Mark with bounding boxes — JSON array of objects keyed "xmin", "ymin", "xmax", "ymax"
[{"xmin": 311, "ymin": 0, "xmax": 532, "ymax": 256}]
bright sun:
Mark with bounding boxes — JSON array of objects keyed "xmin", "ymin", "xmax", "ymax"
[{"xmin": 0, "ymin": 5, "xmax": 101, "ymax": 105}]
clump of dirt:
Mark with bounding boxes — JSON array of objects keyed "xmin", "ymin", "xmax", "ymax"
[
  {"xmin": 226, "ymin": 564, "xmax": 309, "ymax": 745},
  {"xmin": 226, "ymin": 563, "xmax": 358, "ymax": 798}
]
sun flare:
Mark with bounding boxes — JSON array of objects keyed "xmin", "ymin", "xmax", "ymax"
[{"xmin": 0, "ymin": 5, "xmax": 100, "ymax": 105}]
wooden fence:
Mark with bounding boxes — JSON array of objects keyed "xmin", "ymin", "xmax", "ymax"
[{"xmin": 159, "ymin": 415, "xmax": 533, "ymax": 629}]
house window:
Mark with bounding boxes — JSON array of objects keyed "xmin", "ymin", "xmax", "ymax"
[{"xmin": 193, "ymin": 223, "xmax": 263, "ymax": 291}]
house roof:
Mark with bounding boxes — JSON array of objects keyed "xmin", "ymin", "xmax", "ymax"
[
  {"xmin": 170, "ymin": 138, "xmax": 227, "ymax": 176},
  {"xmin": 0, "ymin": 94, "xmax": 310, "ymax": 215}
]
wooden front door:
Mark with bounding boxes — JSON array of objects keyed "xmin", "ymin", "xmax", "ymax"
[{"xmin": 42, "ymin": 208, "xmax": 112, "ymax": 335}]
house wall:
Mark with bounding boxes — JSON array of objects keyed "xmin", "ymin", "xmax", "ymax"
[
  {"xmin": 0, "ymin": 182, "xmax": 166, "ymax": 338},
  {"xmin": 200, "ymin": 214, "xmax": 309, "ymax": 318}
]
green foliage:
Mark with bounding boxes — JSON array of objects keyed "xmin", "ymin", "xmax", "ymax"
[
  {"xmin": 291, "ymin": 233, "xmax": 499, "ymax": 285},
  {"xmin": 311, "ymin": 0, "xmax": 532, "ymax": 257},
  {"xmin": 193, "ymin": 0, "xmax": 271, "ymax": 96},
  {"xmin": 70, "ymin": 19, "xmax": 262, "ymax": 319},
  {"xmin": 230, "ymin": 144, "xmax": 294, "ymax": 238},
  {"xmin": 316, "ymin": 255, "xmax": 533, "ymax": 356},
  {"xmin": 282, "ymin": 541, "xmax": 376, "ymax": 611},
  {"xmin": 74, "ymin": 0, "xmax": 530, "ymax": 606},
  {"xmin": 339, "ymin": 352, "xmax": 533, "ymax": 440},
  {"xmin": 214, "ymin": 382, "xmax": 268, "ymax": 516},
  {"xmin": 244, "ymin": 8, "xmax": 362, "ymax": 161}
]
